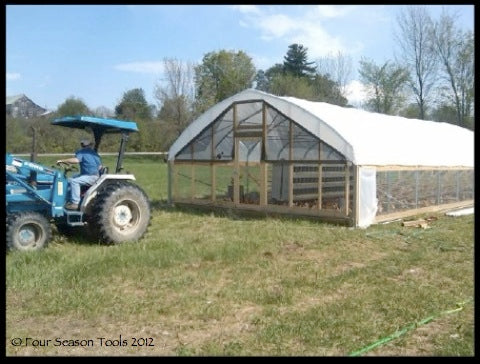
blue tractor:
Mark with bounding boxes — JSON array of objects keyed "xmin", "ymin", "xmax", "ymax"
[{"xmin": 6, "ymin": 116, "xmax": 151, "ymax": 251}]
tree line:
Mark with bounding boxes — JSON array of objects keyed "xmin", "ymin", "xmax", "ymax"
[{"xmin": 6, "ymin": 6, "xmax": 473, "ymax": 154}]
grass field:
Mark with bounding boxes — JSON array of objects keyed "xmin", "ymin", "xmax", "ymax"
[{"xmin": 6, "ymin": 155, "xmax": 474, "ymax": 356}]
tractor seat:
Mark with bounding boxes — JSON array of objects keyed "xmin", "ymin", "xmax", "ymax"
[{"xmin": 99, "ymin": 166, "xmax": 109, "ymax": 176}]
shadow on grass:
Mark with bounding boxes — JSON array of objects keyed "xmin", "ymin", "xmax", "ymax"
[
  {"xmin": 51, "ymin": 225, "xmax": 111, "ymax": 247},
  {"xmin": 150, "ymin": 198, "xmax": 268, "ymax": 221},
  {"xmin": 149, "ymin": 198, "xmax": 348, "ymax": 227}
]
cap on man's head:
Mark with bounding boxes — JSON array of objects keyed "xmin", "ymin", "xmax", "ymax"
[{"xmin": 80, "ymin": 139, "xmax": 92, "ymax": 147}]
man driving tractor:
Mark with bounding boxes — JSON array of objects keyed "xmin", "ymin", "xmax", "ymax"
[{"xmin": 57, "ymin": 138, "xmax": 102, "ymax": 210}]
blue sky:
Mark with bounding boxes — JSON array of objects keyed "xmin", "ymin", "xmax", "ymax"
[{"xmin": 6, "ymin": 4, "xmax": 474, "ymax": 112}]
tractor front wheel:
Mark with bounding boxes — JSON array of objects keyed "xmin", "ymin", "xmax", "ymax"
[
  {"xmin": 6, "ymin": 212, "xmax": 51, "ymax": 251},
  {"xmin": 91, "ymin": 183, "xmax": 151, "ymax": 244}
]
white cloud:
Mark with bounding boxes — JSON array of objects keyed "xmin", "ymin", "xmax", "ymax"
[
  {"xmin": 311, "ymin": 5, "xmax": 357, "ymax": 19},
  {"xmin": 230, "ymin": 5, "xmax": 260, "ymax": 15},
  {"xmin": 7, "ymin": 72, "xmax": 21, "ymax": 81},
  {"xmin": 234, "ymin": 6, "xmax": 360, "ymax": 59},
  {"xmin": 258, "ymin": 14, "xmax": 298, "ymax": 40},
  {"xmin": 114, "ymin": 61, "xmax": 164, "ymax": 74}
]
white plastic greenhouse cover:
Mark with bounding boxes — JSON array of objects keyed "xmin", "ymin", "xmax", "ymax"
[{"xmin": 168, "ymin": 89, "xmax": 474, "ymax": 167}]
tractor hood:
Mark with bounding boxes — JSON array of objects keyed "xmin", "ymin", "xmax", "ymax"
[{"xmin": 52, "ymin": 116, "xmax": 138, "ymax": 133}]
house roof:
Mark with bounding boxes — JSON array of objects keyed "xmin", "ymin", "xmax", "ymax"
[
  {"xmin": 6, "ymin": 94, "xmax": 27, "ymax": 105},
  {"xmin": 168, "ymin": 89, "xmax": 474, "ymax": 167}
]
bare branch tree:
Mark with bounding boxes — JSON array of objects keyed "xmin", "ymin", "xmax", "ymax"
[
  {"xmin": 431, "ymin": 10, "xmax": 474, "ymax": 128},
  {"xmin": 395, "ymin": 6, "xmax": 438, "ymax": 119},
  {"xmin": 155, "ymin": 57, "xmax": 195, "ymax": 106},
  {"xmin": 316, "ymin": 51, "xmax": 353, "ymax": 99},
  {"xmin": 154, "ymin": 58, "xmax": 196, "ymax": 148}
]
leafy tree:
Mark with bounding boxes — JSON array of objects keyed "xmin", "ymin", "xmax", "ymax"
[
  {"xmin": 269, "ymin": 73, "xmax": 316, "ymax": 100},
  {"xmin": 310, "ymin": 74, "xmax": 348, "ymax": 106},
  {"xmin": 258, "ymin": 46, "xmax": 346, "ymax": 106},
  {"xmin": 283, "ymin": 44, "xmax": 316, "ymax": 78},
  {"xmin": 93, "ymin": 106, "xmax": 114, "ymax": 118},
  {"xmin": 254, "ymin": 70, "xmax": 269, "ymax": 92},
  {"xmin": 358, "ymin": 58, "xmax": 409, "ymax": 115},
  {"xmin": 6, "ymin": 117, "xmax": 31, "ymax": 153},
  {"xmin": 115, "ymin": 88, "xmax": 152, "ymax": 121},
  {"xmin": 194, "ymin": 50, "xmax": 256, "ymax": 113},
  {"xmin": 430, "ymin": 103, "xmax": 458, "ymax": 123},
  {"xmin": 57, "ymin": 96, "xmax": 91, "ymax": 116},
  {"xmin": 255, "ymin": 64, "xmax": 284, "ymax": 93}
]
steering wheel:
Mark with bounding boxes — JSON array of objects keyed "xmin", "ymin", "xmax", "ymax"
[{"xmin": 55, "ymin": 161, "xmax": 79, "ymax": 175}]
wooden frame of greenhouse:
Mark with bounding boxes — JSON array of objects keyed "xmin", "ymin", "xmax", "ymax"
[{"xmin": 167, "ymin": 89, "xmax": 474, "ymax": 228}]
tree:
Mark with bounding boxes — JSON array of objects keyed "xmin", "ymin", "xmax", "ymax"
[
  {"xmin": 310, "ymin": 74, "xmax": 348, "ymax": 106},
  {"xmin": 395, "ymin": 6, "xmax": 437, "ymax": 120},
  {"xmin": 254, "ymin": 64, "xmax": 284, "ymax": 93},
  {"xmin": 56, "ymin": 96, "xmax": 91, "ymax": 116},
  {"xmin": 316, "ymin": 51, "xmax": 353, "ymax": 99},
  {"xmin": 115, "ymin": 88, "xmax": 152, "ymax": 121},
  {"xmin": 93, "ymin": 106, "xmax": 114, "ymax": 118},
  {"xmin": 269, "ymin": 73, "xmax": 316, "ymax": 100},
  {"xmin": 6, "ymin": 116, "xmax": 31, "ymax": 153},
  {"xmin": 194, "ymin": 50, "xmax": 256, "ymax": 113},
  {"xmin": 358, "ymin": 58, "xmax": 409, "ymax": 115},
  {"xmin": 431, "ymin": 11, "xmax": 474, "ymax": 128},
  {"xmin": 430, "ymin": 103, "xmax": 458, "ymax": 123},
  {"xmin": 254, "ymin": 70, "xmax": 269, "ymax": 92},
  {"xmin": 155, "ymin": 58, "xmax": 195, "ymax": 148},
  {"xmin": 283, "ymin": 44, "xmax": 317, "ymax": 78}
]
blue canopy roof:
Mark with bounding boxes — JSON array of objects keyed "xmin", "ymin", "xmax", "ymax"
[{"xmin": 52, "ymin": 115, "xmax": 138, "ymax": 133}]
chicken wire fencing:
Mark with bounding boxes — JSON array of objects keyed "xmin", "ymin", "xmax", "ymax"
[{"xmin": 376, "ymin": 169, "xmax": 474, "ymax": 215}]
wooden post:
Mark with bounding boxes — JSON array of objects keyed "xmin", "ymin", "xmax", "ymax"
[
  {"xmin": 171, "ymin": 162, "xmax": 177, "ymax": 203},
  {"xmin": 260, "ymin": 162, "xmax": 267, "ymax": 205},
  {"xmin": 344, "ymin": 162, "xmax": 350, "ymax": 216},
  {"xmin": 211, "ymin": 123, "xmax": 216, "ymax": 202},
  {"xmin": 354, "ymin": 165, "xmax": 360, "ymax": 227},
  {"xmin": 233, "ymin": 104, "xmax": 240, "ymax": 204},
  {"xmin": 455, "ymin": 171, "xmax": 460, "ymax": 201},
  {"xmin": 260, "ymin": 102, "xmax": 268, "ymax": 206},
  {"xmin": 415, "ymin": 170, "xmax": 419, "ymax": 209},
  {"xmin": 191, "ymin": 164, "xmax": 195, "ymax": 200},
  {"xmin": 317, "ymin": 141, "xmax": 322, "ymax": 210},
  {"xmin": 288, "ymin": 120, "xmax": 293, "ymax": 207}
]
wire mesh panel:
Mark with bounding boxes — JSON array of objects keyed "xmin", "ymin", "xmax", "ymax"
[
  {"xmin": 173, "ymin": 164, "xmax": 194, "ymax": 200},
  {"xmin": 215, "ymin": 165, "xmax": 236, "ymax": 202},
  {"xmin": 192, "ymin": 165, "xmax": 211, "ymax": 201},
  {"xmin": 376, "ymin": 168, "xmax": 474, "ymax": 216},
  {"xmin": 458, "ymin": 169, "xmax": 474, "ymax": 200}
]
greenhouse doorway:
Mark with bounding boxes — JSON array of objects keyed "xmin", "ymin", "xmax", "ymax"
[{"xmin": 234, "ymin": 137, "xmax": 263, "ymax": 205}]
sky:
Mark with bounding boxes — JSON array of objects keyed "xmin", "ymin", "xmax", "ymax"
[{"xmin": 6, "ymin": 4, "xmax": 474, "ymax": 112}]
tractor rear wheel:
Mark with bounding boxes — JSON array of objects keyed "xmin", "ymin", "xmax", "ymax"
[
  {"xmin": 6, "ymin": 212, "xmax": 51, "ymax": 251},
  {"xmin": 91, "ymin": 182, "xmax": 151, "ymax": 244}
]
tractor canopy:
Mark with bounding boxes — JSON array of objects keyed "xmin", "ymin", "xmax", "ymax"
[
  {"xmin": 52, "ymin": 115, "xmax": 138, "ymax": 134},
  {"xmin": 52, "ymin": 115, "xmax": 139, "ymax": 173}
]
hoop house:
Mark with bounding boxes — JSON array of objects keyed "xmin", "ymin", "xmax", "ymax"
[{"xmin": 167, "ymin": 89, "xmax": 474, "ymax": 227}]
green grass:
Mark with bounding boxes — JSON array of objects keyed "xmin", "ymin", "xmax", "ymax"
[{"xmin": 6, "ymin": 156, "xmax": 474, "ymax": 356}]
